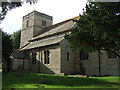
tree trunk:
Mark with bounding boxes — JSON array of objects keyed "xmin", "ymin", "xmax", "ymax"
[
  {"xmin": 98, "ymin": 52, "xmax": 101, "ymax": 77},
  {"xmin": 118, "ymin": 57, "xmax": 120, "ymax": 76}
]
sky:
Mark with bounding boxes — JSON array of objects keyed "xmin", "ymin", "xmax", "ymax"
[{"xmin": 1, "ymin": 0, "xmax": 87, "ymax": 34}]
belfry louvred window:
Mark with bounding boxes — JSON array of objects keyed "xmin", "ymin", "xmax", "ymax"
[
  {"xmin": 42, "ymin": 20, "xmax": 46, "ymax": 26},
  {"xmin": 26, "ymin": 20, "xmax": 29, "ymax": 27}
]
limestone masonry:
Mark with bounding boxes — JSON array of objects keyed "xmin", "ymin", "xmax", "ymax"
[{"xmin": 12, "ymin": 10, "xmax": 119, "ymax": 76}]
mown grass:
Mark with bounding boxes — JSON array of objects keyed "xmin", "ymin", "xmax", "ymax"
[
  {"xmin": 0, "ymin": 71, "xmax": 1, "ymax": 90},
  {"xmin": 2, "ymin": 72, "xmax": 120, "ymax": 88}
]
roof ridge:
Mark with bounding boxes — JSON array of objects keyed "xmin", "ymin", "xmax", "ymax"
[
  {"xmin": 44, "ymin": 16, "xmax": 80, "ymax": 30},
  {"xmin": 34, "ymin": 16, "xmax": 80, "ymax": 39}
]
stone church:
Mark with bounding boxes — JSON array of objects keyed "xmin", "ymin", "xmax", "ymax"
[{"xmin": 12, "ymin": 10, "xmax": 119, "ymax": 76}]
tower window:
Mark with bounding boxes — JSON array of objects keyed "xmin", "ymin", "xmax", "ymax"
[
  {"xmin": 80, "ymin": 51, "xmax": 88, "ymax": 60},
  {"xmin": 44, "ymin": 50, "xmax": 50, "ymax": 64},
  {"xmin": 42, "ymin": 20, "xmax": 46, "ymax": 26},
  {"xmin": 26, "ymin": 20, "xmax": 29, "ymax": 27}
]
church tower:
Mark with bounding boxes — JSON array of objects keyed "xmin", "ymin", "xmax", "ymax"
[{"xmin": 20, "ymin": 10, "xmax": 53, "ymax": 48}]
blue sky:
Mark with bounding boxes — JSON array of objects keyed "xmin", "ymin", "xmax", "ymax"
[{"xmin": 1, "ymin": 0, "xmax": 87, "ymax": 34}]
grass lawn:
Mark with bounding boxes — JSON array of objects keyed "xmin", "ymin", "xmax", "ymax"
[
  {"xmin": 2, "ymin": 72, "xmax": 120, "ymax": 88},
  {"xmin": 0, "ymin": 72, "xmax": 1, "ymax": 90}
]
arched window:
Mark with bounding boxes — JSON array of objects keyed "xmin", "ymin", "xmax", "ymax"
[
  {"xmin": 32, "ymin": 52, "xmax": 36, "ymax": 64},
  {"xmin": 108, "ymin": 52, "xmax": 117, "ymax": 59},
  {"xmin": 67, "ymin": 52, "xmax": 69, "ymax": 61},
  {"xmin": 80, "ymin": 51, "xmax": 88, "ymax": 60},
  {"xmin": 44, "ymin": 50, "xmax": 50, "ymax": 64}
]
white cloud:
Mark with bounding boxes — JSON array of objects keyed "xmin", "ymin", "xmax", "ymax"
[{"xmin": 1, "ymin": 0, "xmax": 87, "ymax": 34}]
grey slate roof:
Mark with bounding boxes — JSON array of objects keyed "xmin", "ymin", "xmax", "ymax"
[
  {"xmin": 31, "ymin": 20, "xmax": 75, "ymax": 41},
  {"xmin": 21, "ymin": 36, "xmax": 64, "ymax": 50},
  {"xmin": 31, "ymin": 16, "xmax": 79, "ymax": 41},
  {"xmin": 12, "ymin": 51, "xmax": 30, "ymax": 59}
]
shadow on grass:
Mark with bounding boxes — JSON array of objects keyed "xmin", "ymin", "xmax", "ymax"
[{"xmin": 2, "ymin": 72, "xmax": 119, "ymax": 88}]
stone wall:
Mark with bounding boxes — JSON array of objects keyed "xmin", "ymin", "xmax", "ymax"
[
  {"xmin": 12, "ymin": 59, "xmax": 23, "ymax": 71},
  {"xmin": 24, "ymin": 44, "xmax": 61, "ymax": 74},
  {"xmin": 60, "ymin": 39, "xmax": 75, "ymax": 74},
  {"xmin": 74, "ymin": 50, "xmax": 119, "ymax": 76},
  {"xmin": 20, "ymin": 27, "xmax": 33, "ymax": 48},
  {"xmin": 59, "ymin": 38, "xmax": 119, "ymax": 76}
]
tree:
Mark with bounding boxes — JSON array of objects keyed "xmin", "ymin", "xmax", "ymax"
[
  {"xmin": 0, "ymin": 0, "xmax": 38, "ymax": 20},
  {"xmin": 11, "ymin": 30, "xmax": 21, "ymax": 50},
  {"xmin": 2, "ymin": 30, "xmax": 13, "ymax": 60},
  {"xmin": 2, "ymin": 29, "xmax": 13, "ymax": 72},
  {"xmin": 66, "ymin": 2, "xmax": 120, "ymax": 58}
]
